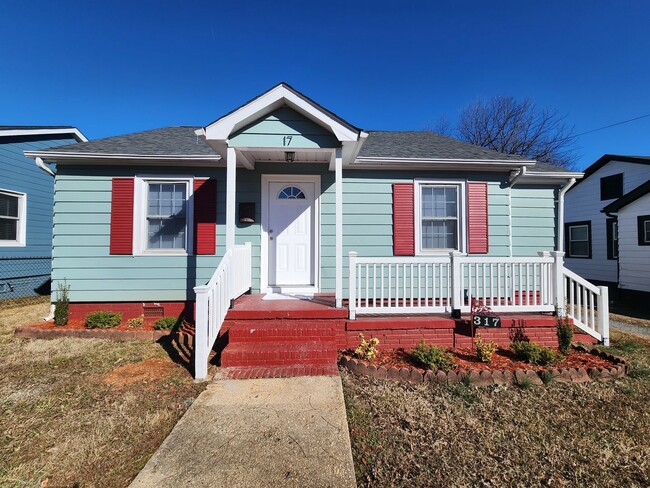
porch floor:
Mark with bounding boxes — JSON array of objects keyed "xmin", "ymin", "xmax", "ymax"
[{"xmin": 227, "ymin": 293, "xmax": 347, "ymax": 319}]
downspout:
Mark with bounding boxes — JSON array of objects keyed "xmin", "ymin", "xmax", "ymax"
[
  {"xmin": 557, "ymin": 177, "xmax": 577, "ymax": 252},
  {"xmin": 508, "ymin": 165, "xmax": 527, "ymax": 186},
  {"xmin": 34, "ymin": 157, "xmax": 57, "ymax": 320},
  {"xmin": 35, "ymin": 157, "xmax": 56, "ymax": 176}
]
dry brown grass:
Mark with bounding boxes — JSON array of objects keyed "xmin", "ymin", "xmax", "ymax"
[
  {"xmin": 343, "ymin": 330, "xmax": 650, "ymax": 487},
  {"xmin": 0, "ymin": 302, "xmax": 206, "ymax": 487}
]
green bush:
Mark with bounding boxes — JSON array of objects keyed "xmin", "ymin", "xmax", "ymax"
[
  {"xmin": 474, "ymin": 335, "xmax": 499, "ymax": 363},
  {"xmin": 154, "ymin": 316, "xmax": 179, "ymax": 330},
  {"xmin": 53, "ymin": 280, "xmax": 70, "ymax": 326},
  {"xmin": 511, "ymin": 341, "xmax": 560, "ymax": 366},
  {"xmin": 411, "ymin": 340, "xmax": 456, "ymax": 372},
  {"xmin": 85, "ymin": 311, "xmax": 122, "ymax": 329},
  {"xmin": 556, "ymin": 315, "xmax": 574, "ymax": 355}
]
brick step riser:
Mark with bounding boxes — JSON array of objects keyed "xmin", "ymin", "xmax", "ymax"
[
  {"xmin": 222, "ymin": 357, "xmax": 337, "ymax": 367},
  {"xmin": 222, "ymin": 350, "xmax": 337, "ymax": 361},
  {"xmin": 228, "ymin": 328, "xmax": 336, "ymax": 340}
]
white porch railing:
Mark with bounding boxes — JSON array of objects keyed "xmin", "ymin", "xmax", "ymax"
[
  {"xmin": 348, "ymin": 250, "xmax": 609, "ymax": 345},
  {"xmin": 194, "ymin": 243, "xmax": 252, "ymax": 379},
  {"xmin": 563, "ymin": 266, "xmax": 610, "ymax": 346}
]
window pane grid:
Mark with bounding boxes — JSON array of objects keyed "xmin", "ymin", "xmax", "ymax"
[
  {"xmin": 569, "ymin": 224, "xmax": 589, "ymax": 257},
  {"xmin": 146, "ymin": 182, "xmax": 187, "ymax": 250},
  {"xmin": 420, "ymin": 185, "xmax": 459, "ymax": 250}
]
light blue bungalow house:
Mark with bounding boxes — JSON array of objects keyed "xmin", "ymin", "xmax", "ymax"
[
  {"xmin": 1, "ymin": 126, "xmax": 86, "ymax": 301},
  {"xmin": 25, "ymin": 84, "xmax": 609, "ymax": 378}
]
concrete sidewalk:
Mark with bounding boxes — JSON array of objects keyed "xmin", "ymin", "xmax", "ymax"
[{"xmin": 130, "ymin": 375, "xmax": 357, "ymax": 488}]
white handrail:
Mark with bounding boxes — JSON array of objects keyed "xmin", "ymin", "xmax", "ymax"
[
  {"xmin": 562, "ymin": 267, "xmax": 609, "ymax": 345},
  {"xmin": 194, "ymin": 243, "xmax": 252, "ymax": 379}
]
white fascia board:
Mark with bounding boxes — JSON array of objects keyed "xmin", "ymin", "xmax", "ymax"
[
  {"xmin": 354, "ymin": 156, "xmax": 536, "ymax": 165},
  {"xmin": 204, "ymin": 85, "xmax": 360, "ymax": 142},
  {"xmin": 23, "ymin": 150, "xmax": 221, "ymax": 163},
  {"xmin": 0, "ymin": 128, "xmax": 88, "ymax": 142},
  {"xmin": 349, "ymin": 158, "xmax": 537, "ymax": 171}
]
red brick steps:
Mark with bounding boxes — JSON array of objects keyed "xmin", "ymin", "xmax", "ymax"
[
  {"xmin": 221, "ymin": 342, "xmax": 337, "ymax": 367},
  {"xmin": 217, "ymin": 364, "xmax": 339, "ymax": 380}
]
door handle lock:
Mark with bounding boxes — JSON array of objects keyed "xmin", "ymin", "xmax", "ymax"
[{"xmin": 270, "ymin": 236, "xmax": 274, "ymax": 240}]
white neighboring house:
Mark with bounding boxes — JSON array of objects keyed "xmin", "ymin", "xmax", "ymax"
[
  {"xmin": 565, "ymin": 154, "xmax": 650, "ymax": 300},
  {"xmin": 602, "ymin": 180, "xmax": 650, "ymax": 299}
]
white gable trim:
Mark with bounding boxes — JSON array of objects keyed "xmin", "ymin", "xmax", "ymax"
[
  {"xmin": 0, "ymin": 127, "xmax": 87, "ymax": 142},
  {"xmin": 199, "ymin": 84, "xmax": 362, "ymax": 143}
]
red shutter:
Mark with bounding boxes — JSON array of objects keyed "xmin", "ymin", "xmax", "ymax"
[
  {"xmin": 193, "ymin": 178, "xmax": 217, "ymax": 255},
  {"xmin": 109, "ymin": 178, "xmax": 134, "ymax": 255},
  {"xmin": 467, "ymin": 182, "xmax": 489, "ymax": 254},
  {"xmin": 393, "ymin": 183, "xmax": 415, "ymax": 256}
]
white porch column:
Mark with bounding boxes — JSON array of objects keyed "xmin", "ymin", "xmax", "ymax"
[
  {"xmin": 226, "ymin": 147, "xmax": 237, "ymax": 250},
  {"xmin": 335, "ymin": 148, "xmax": 343, "ymax": 308}
]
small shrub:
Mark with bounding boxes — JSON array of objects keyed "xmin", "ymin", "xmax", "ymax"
[
  {"xmin": 154, "ymin": 316, "xmax": 179, "ymax": 330},
  {"xmin": 411, "ymin": 340, "xmax": 455, "ymax": 372},
  {"xmin": 127, "ymin": 314, "xmax": 144, "ymax": 329},
  {"xmin": 511, "ymin": 341, "xmax": 560, "ymax": 366},
  {"xmin": 556, "ymin": 314, "xmax": 573, "ymax": 355},
  {"xmin": 85, "ymin": 311, "xmax": 122, "ymax": 329},
  {"xmin": 517, "ymin": 377, "xmax": 533, "ymax": 390},
  {"xmin": 540, "ymin": 370, "xmax": 554, "ymax": 385},
  {"xmin": 355, "ymin": 333, "xmax": 379, "ymax": 361},
  {"xmin": 474, "ymin": 334, "xmax": 499, "ymax": 363},
  {"xmin": 53, "ymin": 280, "xmax": 70, "ymax": 326}
]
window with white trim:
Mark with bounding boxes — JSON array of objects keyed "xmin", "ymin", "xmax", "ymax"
[
  {"xmin": 135, "ymin": 177, "xmax": 193, "ymax": 254},
  {"xmin": 566, "ymin": 221, "xmax": 591, "ymax": 258},
  {"xmin": 638, "ymin": 215, "xmax": 650, "ymax": 246},
  {"xmin": 415, "ymin": 182, "xmax": 464, "ymax": 253},
  {"xmin": 0, "ymin": 190, "xmax": 26, "ymax": 247}
]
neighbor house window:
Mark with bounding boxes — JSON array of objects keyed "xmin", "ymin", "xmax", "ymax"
[
  {"xmin": 638, "ymin": 215, "xmax": 650, "ymax": 246},
  {"xmin": 606, "ymin": 218, "xmax": 618, "ymax": 260},
  {"xmin": 565, "ymin": 221, "xmax": 591, "ymax": 258},
  {"xmin": 600, "ymin": 173, "xmax": 623, "ymax": 200},
  {"xmin": 135, "ymin": 177, "xmax": 192, "ymax": 254},
  {"xmin": 417, "ymin": 183, "xmax": 462, "ymax": 252},
  {"xmin": 0, "ymin": 190, "xmax": 26, "ymax": 247}
]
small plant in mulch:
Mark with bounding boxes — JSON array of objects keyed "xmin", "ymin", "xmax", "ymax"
[
  {"xmin": 355, "ymin": 333, "xmax": 380, "ymax": 361},
  {"xmin": 127, "ymin": 314, "xmax": 145, "ymax": 329},
  {"xmin": 53, "ymin": 280, "xmax": 70, "ymax": 326},
  {"xmin": 474, "ymin": 334, "xmax": 499, "ymax": 363},
  {"xmin": 556, "ymin": 313, "xmax": 574, "ymax": 355},
  {"xmin": 411, "ymin": 340, "xmax": 456, "ymax": 372},
  {"xmin": 154, "ymin": 316, "xmax": 179, "ymax": 330},
  {"xmin": 85, "ymin": 311, "xmax": 122, "ymax": 329},
  {"xmin": 511, "ymin": 341, "xmax": 561, "ymax": 366}
]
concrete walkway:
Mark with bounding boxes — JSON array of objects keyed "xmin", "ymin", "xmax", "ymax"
[
  {"xmin": 610, "ymin": 319, "xmax": 650, "ymax": 339},
  {"xmin": 130, "ymin": 375, "xmax": 357, "ymax": 488}
]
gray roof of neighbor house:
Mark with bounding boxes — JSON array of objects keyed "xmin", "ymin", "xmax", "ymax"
[
  {"xmin": 29, "ymin": 125, "xmax": 576, "ymax": 173},
  {"xmin": 0, "ymin": 125, "xmax": 76, "ymax": 130}
]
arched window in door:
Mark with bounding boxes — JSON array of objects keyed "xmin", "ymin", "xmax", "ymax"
[{"xmin": 277, "ymin": 186, "xmax": 306, "ymax": 199}]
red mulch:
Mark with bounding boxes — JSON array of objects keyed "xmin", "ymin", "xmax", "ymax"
[
  {"xmin": 29, "ymin": 319, "xmax": 163, "ymax": 331},
  {"xmin": 343, "ymin": 347, "xmax": 614, "ymax": 372}
]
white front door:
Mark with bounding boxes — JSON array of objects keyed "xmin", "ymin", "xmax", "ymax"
[{"xmin": 268, "ymin": 180, "xmax": 316, "ymax": 286}]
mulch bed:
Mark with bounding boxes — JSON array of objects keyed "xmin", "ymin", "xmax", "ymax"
[
  {"xmin": 340, "ymin": 345, "xmax": 628, "ymax": 385},
  {"xmin": 13, "ymin": 320, "xmax": 179, "ymax": 342},
  {"xmin": 349, "ymin": 347, "xmax": 614, "ymax": 373}
]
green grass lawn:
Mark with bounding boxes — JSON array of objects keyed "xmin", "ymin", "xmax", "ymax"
[
  {"xmin": 0, "ymin": 300, "xmax": 206, "ymax": 487},
  {"xmin": 343, "ymin": 330, "xmax": 650, "ymax": 487}
]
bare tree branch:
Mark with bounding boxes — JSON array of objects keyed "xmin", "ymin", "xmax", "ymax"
[{"xmin": 454, "ymin": 96, "xmax": 578, "ymax": 169}]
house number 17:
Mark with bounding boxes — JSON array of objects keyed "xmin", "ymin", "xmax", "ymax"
[{"xmin": 282, "ymin": 135, "xmax": 293, "ymax": 146}]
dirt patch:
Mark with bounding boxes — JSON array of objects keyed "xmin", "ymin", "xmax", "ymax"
[{"xmin": 102, "ymin": 358, "xmax": 179, "ymax": 388}]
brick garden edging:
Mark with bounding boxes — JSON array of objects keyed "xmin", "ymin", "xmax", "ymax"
[
  {"xmin": 339, "ymin": 345, "xmax": 629, "ymax": 386},
  {"xmin": 14, "ymin": 325, "xmax": 172, "ymax": 342}
]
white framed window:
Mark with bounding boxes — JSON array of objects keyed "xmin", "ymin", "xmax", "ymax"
[
  {"xmin": 566, "ymin": 221, "xmax": 591, "ymax": 258},
  {"xmin": 134, "ymin": 176, "xmax": 193, "ymax": 255},
  {"xmin": 414, "ymin": 180, "xmax": 466, "ymax": 254},
  {"xmin": 0, "ymin": 189, "xmax": 26, "ymax": 247}
]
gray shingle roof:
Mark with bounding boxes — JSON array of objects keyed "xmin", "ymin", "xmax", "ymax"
[
  {"xmin": 34, "ymin": 126, "xmax": 573, "ymax": 173},
  {"xmin": 360, "ymin": 131, "xmax": 533, "ymax": 162},
  {"xmin": 39, "ymin": 126, "xmax": 218, "ymax": 157}
]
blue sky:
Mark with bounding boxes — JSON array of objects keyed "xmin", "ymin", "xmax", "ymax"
[{"xmin": 1, "ymin": 1, "xmax": 648, "ymax": 170}]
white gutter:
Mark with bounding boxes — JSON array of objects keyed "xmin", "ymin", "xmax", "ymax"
[
  {"xmin": 24, "ymin": 151, "xmax": 221, "ymax": 161},
  {"xmin": 557, "ymin": 178, "xmax": 577, "ymax": 252},
  {"xmin": 508, "ymin": 166, "xmax": 527, "ymax": 186},
  {"xmin": 35, "ymin": 157, "xmax": 56, "ymax": 177}
]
